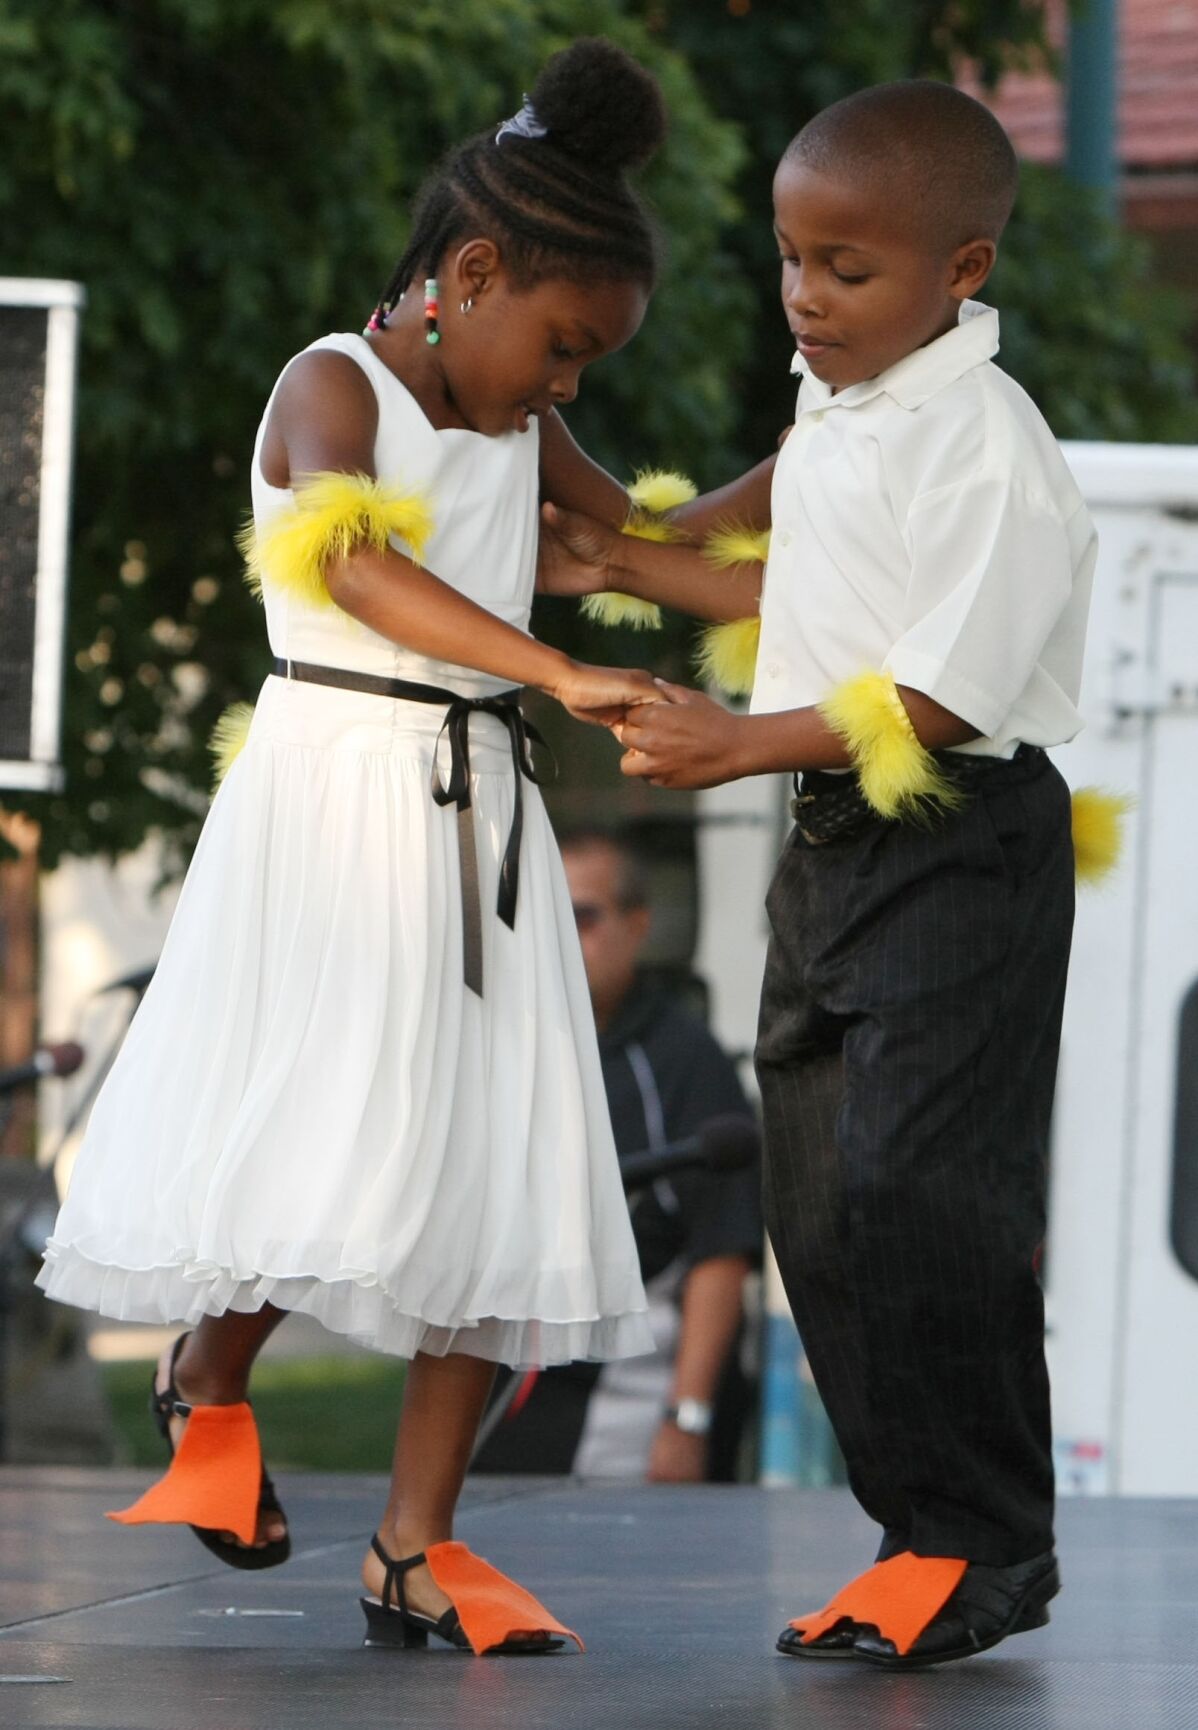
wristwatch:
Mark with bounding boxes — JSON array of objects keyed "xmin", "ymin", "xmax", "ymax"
[{"xmin": 665, "ymin": 1398, "xmax": 713, "ymax": 1437}]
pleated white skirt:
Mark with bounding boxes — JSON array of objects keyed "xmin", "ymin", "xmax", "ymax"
[{"xmin": 38, "ymin": 676, "xmax": 651, "ymax": 1369}]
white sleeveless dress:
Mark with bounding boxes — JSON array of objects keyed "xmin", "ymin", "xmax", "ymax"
[{"xmin": 37, "ymin": 333, "xmax": 652, "ymax": 1369}]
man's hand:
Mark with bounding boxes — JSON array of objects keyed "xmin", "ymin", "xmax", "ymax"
[
  {"xmin": 646, "ymin": 1421, "xmax": 707, "ymax": 1484},
  {"xmin": 618, "ymin": 680, "xmax": 746, "ymax": 789}
]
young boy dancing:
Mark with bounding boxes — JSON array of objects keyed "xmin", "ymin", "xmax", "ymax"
[{"xmin": 540, "ymin": 81, "xmax": 1096, "ymax": 1668}]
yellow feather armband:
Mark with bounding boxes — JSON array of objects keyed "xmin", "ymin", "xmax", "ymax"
[
  {"xmin": 702, "ymin": 523, "xmax": 771, "ymax": 569},
  {"xmin": 627, "ymin": 467, "xmax": 698, "ymax": 516},
  {"xmin": 580, "ymin": 589, "xmax": 665, "ymax": 630},
  {"xmin": 818, "ymin": 670, "xmax": 963, "ymax": 822},
  {"xmin": 1071, "ymin": 787, "xmax": 1133, "ymax": 886},
  {"xmin": 239, "ymin": 472, "xmax": 435, "ymax": 611},
  {"xmin": 694, "ymin": 616, "xmax": 761, "ymax": 697},
  {"xmin": 208, "ymin": 701, "xmax": 255, "ymax": 789},
  {"xmin": 581, "ymin": 469, "xmax": 697, "ymax": 631},
  {"xmin": 692, "ymin": 522, "xmax": 770, "ymax": 697}
]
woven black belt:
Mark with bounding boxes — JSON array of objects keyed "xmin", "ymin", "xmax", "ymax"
[
  {"xmin": 789, "ymin": 745, "xmax": 1044, "ymax": 844},
  {"xmin": 272, "ymin": 657, "xmax": 551, "ymax": 996}
]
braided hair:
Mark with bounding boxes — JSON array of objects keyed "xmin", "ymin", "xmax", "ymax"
[{"xmin": 367, "ymin": 38, "xmax": 666, "ymax": 330}]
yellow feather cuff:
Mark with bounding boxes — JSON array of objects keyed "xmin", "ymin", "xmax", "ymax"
[
  {"xmin": 581, "ymin": 591, "xmax": 664, "ymax": 630},
  {"xmin": 627, "ymin": 468, "xmax": 698, "ymax": 514},
  {"xmin": 695, "ymin": 616, "xmax": 761, "ymax": 697},
  {"xmin": 580, "ymin": 470, "xmax": 698, "ymax": 632},
  {"xmin": 1071, "ymin": 787, "xmax": 1133, "ymax": 885},
  {"xmin": 818, "ymin": 670, "xmax": 963, "ymax": 821},
  {"xmin": 702, "ymin": 523, "xmax": 771, "ymax": 568},
  {"xmin": 240, "ymin": 471, "xmax": 435, "ymax": 610},
  {"xmin": 209, "ymin": 701, "xmax": 255, "ymax": 789}
]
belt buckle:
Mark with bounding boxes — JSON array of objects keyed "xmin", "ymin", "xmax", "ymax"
[{"xmin": 789, "ymin": 792, "xmax": 831, "ymax": 846}]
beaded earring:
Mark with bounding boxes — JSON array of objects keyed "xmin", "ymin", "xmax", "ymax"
[{"xmin": 424, "ymin": 278, "xmax": 441, "ymax": 346}]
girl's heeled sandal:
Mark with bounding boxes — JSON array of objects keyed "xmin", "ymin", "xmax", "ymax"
[
  {"xmin": 106, "ymin": 1333, "xmax": 290, "ymax": 1572},
  {"xmin": 359, "ymin": 1535, "xmax": 580, "ymax": 1656}
]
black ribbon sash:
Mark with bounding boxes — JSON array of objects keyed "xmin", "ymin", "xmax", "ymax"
[{"xmin": 271, "ymin": 658, "xmax": 551, "ymax": 996}]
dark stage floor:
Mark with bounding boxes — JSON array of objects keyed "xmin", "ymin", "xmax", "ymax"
[{"xmin": 2, "ymin": 1468, "xmax": 1196, "ymax": 1729}]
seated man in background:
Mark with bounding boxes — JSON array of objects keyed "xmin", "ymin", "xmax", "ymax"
[{"xmin": 475, "ymin": 829, "xmax": 762, "ymax": 1482}]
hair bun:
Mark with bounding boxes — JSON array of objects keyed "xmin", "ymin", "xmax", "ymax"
[{"xmin": 528, "ymin": 37, "xmax": 666, "ymax": 174}]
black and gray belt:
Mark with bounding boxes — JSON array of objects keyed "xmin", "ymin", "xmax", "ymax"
[
  {"xmin": 272, "ymin": 657, "xmax": 551, "ymax": 996},
  {"xmin": 789, "ymin": 744, "xmax": 1044, "ymax": 845}
]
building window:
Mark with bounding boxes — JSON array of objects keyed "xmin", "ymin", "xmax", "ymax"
[{"xmin": 1171, "ymin": 980, "xmax": 1198, "ymax": 1282}]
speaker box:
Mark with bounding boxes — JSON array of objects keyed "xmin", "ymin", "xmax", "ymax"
[{"xmin": 0, "ymin": 279, "xmax": 84, "ymax": 793}]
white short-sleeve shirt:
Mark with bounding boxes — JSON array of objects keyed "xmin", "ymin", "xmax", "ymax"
[{"xmin": 750, "ymin": 300, "xmax": 1097, "ymax": 758}]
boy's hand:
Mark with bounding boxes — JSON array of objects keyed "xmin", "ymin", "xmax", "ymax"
[
  {"xmin": 618, "ymin": 680, "xmax": 746, "ymax": 789},
  {"xmin": 536, "ymin": 501, "xmax": 619, "ymax": 597}
]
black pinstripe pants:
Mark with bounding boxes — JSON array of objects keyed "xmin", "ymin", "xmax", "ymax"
[{"xmin": 756, "ymin": 749, "xmax": 1074, "ymax": 1566}]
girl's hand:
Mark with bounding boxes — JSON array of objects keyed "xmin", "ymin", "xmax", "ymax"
[
  {"xmin": 618, "ymin": 679, "xmax": 746, "ymax": 788},
  {"xmin": 549, "ymin": 659, "xmax": 661, "ymax": 728},
  {"xmin": 537, "ymin": 501, "xmax": 620, "ymax": 596}
]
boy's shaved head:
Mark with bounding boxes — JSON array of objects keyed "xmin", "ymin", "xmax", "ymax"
[{"xmin": 786, "ymin": 81, "xmax": 1018, "ymax": 249}]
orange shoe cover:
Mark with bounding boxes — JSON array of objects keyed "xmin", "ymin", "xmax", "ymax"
[
  {"xmin": 791, "ymin": 1553, "xmax": 968, "ymax": 1657},
  {"xmin": 106, "ymin": 1403, "xmax": 262, "ymax": 1546},
  {"xmin": 425, "ymin": 1541, "xmax": 584, "ymax": 1655}
]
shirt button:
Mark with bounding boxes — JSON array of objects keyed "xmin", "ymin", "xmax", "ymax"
[
  {"xmin": 778, "ymin": 530, "xmax": 792, "ymax": 548},
  {"xmin": 768, "ymin": 663, "xmax": 783, "ymax": 679}
]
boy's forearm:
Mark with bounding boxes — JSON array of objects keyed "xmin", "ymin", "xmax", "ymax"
[
  {"xmin": 726, "ymin": 706, "xmax": 852, "ymax": 777},
  {"xmin": 667, "ymin": 451, "xmax": 777, "ymax": 538},
  {"xmin": 609, "ymin": 534, "xmax": 762, "ymax": 623},
  {"xmin": 721, "ymin": 686, "xmax": 980, "ymax": 781},
  {"xmin": 723, "ymin": 687, "xmax": 978, "ymax": 780}
]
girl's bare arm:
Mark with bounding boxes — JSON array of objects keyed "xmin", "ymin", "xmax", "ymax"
[{"xmin": 268, "ymin": 353, "xmax": 657, "ymax": 720}]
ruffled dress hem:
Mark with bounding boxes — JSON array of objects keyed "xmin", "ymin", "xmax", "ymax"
[{"xmin": 36, "ymin": 1246, "xmax": 654, "ymax": 1371}]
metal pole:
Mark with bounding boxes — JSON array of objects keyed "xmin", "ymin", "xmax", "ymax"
[{"xmin": 1065, "ymin": 0, "xmax": 1120, "ymax": 219}]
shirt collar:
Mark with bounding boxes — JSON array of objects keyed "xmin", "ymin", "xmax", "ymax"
[{"xmin": 790, "ymin": 300, "xmax": 1000, "ymax": 414}]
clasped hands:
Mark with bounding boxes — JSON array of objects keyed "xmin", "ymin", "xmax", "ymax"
[
  {"xmin": 540, "ymin": 502, "xmax": 744, "ymax": 790},
  {"xmin": 558, "ymin": 668, "xmax": 744, "ymax": 791},
  {"xmin": 614, "ymin": 680, "xmax": 744, "ymax": 790}
]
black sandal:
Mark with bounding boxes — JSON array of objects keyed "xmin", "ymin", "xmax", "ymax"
[
  {"xmin": 359, "ymin": 1536, "xmax": 564, "ymax": 1654},
  {"xmin": 149, "ymin": 1334, "xmax": 291, "ymax": 1572}
]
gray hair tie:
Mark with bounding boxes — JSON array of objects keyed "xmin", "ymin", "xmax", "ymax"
[{"xmin": 496, "ymin": 96, "xmax": 549, "ymax": 146}]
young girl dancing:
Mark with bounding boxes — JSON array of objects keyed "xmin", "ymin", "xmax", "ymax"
[{"xmin": 37, "ymin": 37, "xmax": 668, "ymax": 1656}]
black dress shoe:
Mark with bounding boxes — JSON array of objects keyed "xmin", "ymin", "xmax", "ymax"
[
  {"xmin": 777, "ymin": 1621, "xmax": 861, "ymax": 1660},
  {"xmin": 853, "ymin": 1551, "xmax": 1059, "ymax": 1670}
]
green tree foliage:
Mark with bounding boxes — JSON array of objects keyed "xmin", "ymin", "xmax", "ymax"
[
  {"xmin": 1, "ymin": 0, "xmax": 747, "ymax": 868},
  {"xmin": 991, "ymin": 167, "xmax": 1198, "ymax": 442},
  {"xmin": 635, "ymin": 0, "xmax": 1198, "ymax": 458},
  {"xmin": 6, "ymin": 1, "xmax": 1195, "ymax": 870}
]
